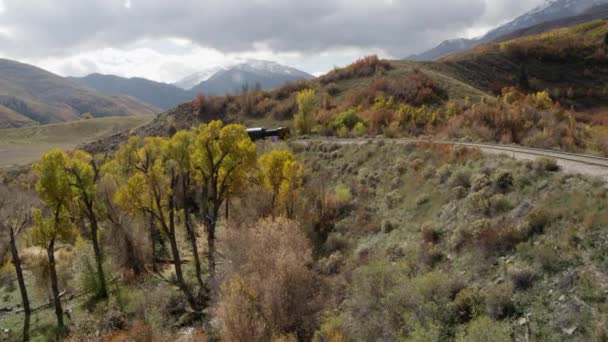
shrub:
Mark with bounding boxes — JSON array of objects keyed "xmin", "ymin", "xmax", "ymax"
[
  {"xmin": 453, "ymin": 288, "xmax": 485, "ymax": 323},
  {"xmin": 334, "ymin": 183, "xmax": 352, "ymax": 205},
  {"xmin": 325, "ymin": 83, "xmax": 340, "ymax": 96},
  {"xmin": 456, "ymin": 316, "xmax": 512, "ymax": 342},
  {"xmin": 449, "ymin": 170, "xmax": 471, "ymax": 189},
  {"xmin": 221, "ymin": 217, "xmax": 320, "ymax": 340},
  {"xmin": 485, "ymin": 284, "xmax": 515, "ymax": 320},
  {"xmin": 494, "ymin": 171, "xmax": 514, "ymax": 192},
  {"xmin": 536, "ymin": 158, "xmax": 560, "ymax": 172},
  {"xmin": 320, "ymin": 55, "xmax": 392, "ymax": 84},
  {"xmin": 509, "ymin": 268, "xmax": 536, "ymax": 291},
  {"xmin": 333, "ymin": 109, "xmax": 364, "ymax": 131},
  {"xmin": 526, "ymin": 208, "xmax": 551, "ymax": 235},
  {"xmin": 421, "ymin": 224, "xmax": 442, "ymax": 244}
]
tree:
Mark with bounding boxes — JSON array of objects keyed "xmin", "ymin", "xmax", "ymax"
[
  {"xmin": 258, "ymin": 150, "xmax": 303, "ymax": 217},
  {"xmin": 65, "ymin": 150, "xmax": 108, "ymax": 300},
  {"xmin": 163, "ymin": 130, "xmax": 205, "ymax": 290},
  {"xmin": 0, "ymin": 185, "xmax": 36, "ymax": 342},
  {"xmin": 114, "ymin": 137, "xmax": 199, "ymax": 311},
  {"xmin": 31, "ymin": 149, "xmax": 75, "ymax": 334},
  {"xmin": 294, "ymin": 89, "xmax": 315, "ymax": 134},
  {"xmin": 191, "ymin": 121, "xmax": 257, "ymax": 285}
]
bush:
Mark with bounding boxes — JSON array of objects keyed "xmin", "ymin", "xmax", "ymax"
[
  {"xmin": 536, "ymin": 158, "xmax": 560, "ymax": 172},
  {"xmin": 494, "ymin": 171, "xmax": 514, "ymax": 191},
  {"xmin": 320, "ymin": 55, "xmax": 392, "ymax": 84},
  {"xmin": 509, "ymin": 268, "xmax": 536, "ymax": 291},
  {"xmin": 333, "ymin": 109, "xmax": 364, "ymax": 131},
  {"xmin": 526, "ymin": 208, "xmax": 551, "ymax": 235},
  {"xmin": 334, "ymin": 183, "xmax": 352, "ymax": 205},
  {"xmin": 220, "ymin": 217, "xmax": 320, "ymax": 340},
  {"xmin": 485, "ymin": 284, "xmax": 515, "ymax": 320},
  {"xmin": 456, "ymin": 316, "xmax": 512, "ymax": 342},
  {"xmin": 453, "ymin": 288, "xmax": 485, "ymax": 323}
]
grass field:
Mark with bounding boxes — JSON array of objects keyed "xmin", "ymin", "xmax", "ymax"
[{"xmin": 0, "ymin": 116, "xmax": 152, "ymax": 167}]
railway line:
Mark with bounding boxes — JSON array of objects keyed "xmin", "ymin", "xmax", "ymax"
[{"xmin": 295, "ymin": 138, "xmax": 608, "ymax": 182}]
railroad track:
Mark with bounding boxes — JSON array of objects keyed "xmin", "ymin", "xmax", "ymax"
[{"xmin": 294, "ymin": 138, "xmax": 608, "ymax": 182}]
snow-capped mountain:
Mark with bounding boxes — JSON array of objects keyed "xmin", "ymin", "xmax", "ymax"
[
  {"xmin": 172, "ymin": 66, "xmax": 226, "ymax": 90},
  {"xmin": 407, "ymin": 0, "xmax": 608, "ymax": 61},
  {"xmin": 188, "ymin": 60, "xmax": 314, "ymax": 96}
]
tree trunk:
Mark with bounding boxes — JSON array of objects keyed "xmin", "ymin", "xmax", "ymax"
[
  {"xmin": 168, "ymin": 193, "xmax": 198, "ymax": 311},
  {"xmin": 205, "ymin": 217, "xmax": 217, "ymax": 287},
  {"xmin": 184, "ymin": 209, "xmax": 204, "ymax": 289},
  {"xmin": 9, "ymin": 227, "xmax": 30, "ymax": 342},
  {"xmin": 148, "ymin": 214, "xmax": 158, "ymax": 273},
  {"xmin": 47, "ymin": 238, "xmax": 65, "ymax": 332},
  {"xmin": 88, "ymin": 207, "xmax": 108, "ymax": 300}
]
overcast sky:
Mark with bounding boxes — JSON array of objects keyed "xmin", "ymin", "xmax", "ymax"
[{"xmin": 0, "ymin": 0, "xmax": 545, "ymax": 82}]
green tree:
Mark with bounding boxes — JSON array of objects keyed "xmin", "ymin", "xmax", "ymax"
[
  {"xmin": 30, "ymin": 149, "xmax": 75, "ymax": 334},
  {"xmin": 191, "ymin": 121, "xmax": 257, "ymax": 285},
  {"xmin": 294, "ymin": 89, "xmax": 315, "ymax": 134},
  {"xmin": 65, "ymin": 150, "xmax": 108, "ymax": 300}
]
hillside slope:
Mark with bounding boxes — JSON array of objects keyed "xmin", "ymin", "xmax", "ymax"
[
  {"xmin": 0, "ymin": 59, "xmax": 158, "ymax": 128},
  {"xmin": 408, "ymin": 0, "xmax": 608, "ymax": 61},
  {"xmin": 70, "ymin": 74, "xmax": 192, "ymax": 110},
  {"xmin": 440, "ymin": 19, "xmax": 608, "ymax": 108}
]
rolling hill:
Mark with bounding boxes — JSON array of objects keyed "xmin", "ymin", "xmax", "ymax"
[
  {"xmin": 70, "ymin": 73, "xmax": 193, "ymax": 111},
  {"xmin": 407, "ymin": 0, "xmax": 608, "ymax": 61},
  {"xmin": 440, "ymin": 19, "xmax": 608, "ymax": 108},
  {"xmin": 0, "ymin": 59, "xmax": 158, "ymax": 129}
]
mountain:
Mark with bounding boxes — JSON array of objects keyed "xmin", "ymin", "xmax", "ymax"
[
  {"xmin": 70, "ymin": 73, "xmax": 192, "ymax": 110},
  {"xmin": 172, "ymin": 66, "xmax": 225, "ymax": 90},
  {"xmin": 407, "ymin": 0, "xmax": 608, "ymax": 61},
  {"xmin": 189, "ymin": 60, "xmax": 314, "ymax": 95},
  {"xmin": 0, "ymin": 59, "xmax": 157, "ymax": 129}
]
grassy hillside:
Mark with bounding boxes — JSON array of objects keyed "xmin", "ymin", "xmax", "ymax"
[
  {"xmin": 70, "ymin": 73, "xmax": 193, "ymax": 111},
  {"xmin": 0, "ymin": 116, "xmax": 151, "ymax": 167},
  {"xmin": 0, "ymin": 59, "xmax": 159, "ymax": 128},
  {"xmin": 441, "ymin": 19, "xmax": 608, "ymax": 109}
]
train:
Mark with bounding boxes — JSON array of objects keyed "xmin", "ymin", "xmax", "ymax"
[{"xmin": 247, "ymin": 127, "xmax": 290, "ymax": 141}]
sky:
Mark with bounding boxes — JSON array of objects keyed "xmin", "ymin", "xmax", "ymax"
[{"xmin": 0, "ymin": 0, "xmax": 546, "ymax": 83}]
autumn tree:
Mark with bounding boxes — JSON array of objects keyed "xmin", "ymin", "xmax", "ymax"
[
  {"xmin": 30, "ymin": 149, "xmax": 75, "ymax": 333},
  {"xmin": 259, "ymin": 150, "xmax": 303, "ymax": 217},
  {"xmin": 191, "ymin": 121, "xmax": 257, "ymax": 284},
  {"xmin": 0, "ymin": 185, "xmax": 36, "ymax": 342},
  {"xmin": 295, "ymin": 89, "xmax": 315, "ymax": 134},
  {"xmin": 66, "ymin": 150, "xmax": 108, "ymax": 300},
  {"xmin": 114, "ymin": 137, "xmax": 199, "ymax": 311},
  {"xmin": 164, "ymin": 130, "xmax": 205, "ymax": 290}
]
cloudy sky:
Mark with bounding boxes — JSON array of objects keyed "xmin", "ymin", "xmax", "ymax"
[{"xmin": 0, "ymin": 0, "xmax": 545, "ymax": 82}]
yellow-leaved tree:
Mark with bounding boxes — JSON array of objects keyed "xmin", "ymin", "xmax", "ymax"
[
  {"xmin": 191, "ymin": 120, "xmax": 257, "ymax": 284},
  {"xmin": 30, "ymin": 149, "xmax": 75, "ymax": 334},
  {"xmin": 258, "ymin": 150, "xmax": 303, "ymax": 218},
  {"xmin": 113, "ymin": 136, "xmax": 199, "ymax": 311},
  {"xmin": 65, "ymin": 150, "xmax": 108, "ymax": 300},
  {"xmin": 295, "ymin": 89, "xmax": 315, "ymax": 134}
]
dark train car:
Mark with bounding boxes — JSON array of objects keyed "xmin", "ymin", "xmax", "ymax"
[{"xmin": 247, "ymin": 127, "xmax": 290, "ymax": 141}]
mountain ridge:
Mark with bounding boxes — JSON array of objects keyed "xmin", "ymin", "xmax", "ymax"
[
  {"xmin": 407, "ymin": 0, "xmax": 608, "ymax": 61},
  {"xmin": 0, "ymin": 58, "xmax": 158, "ymax": 129}
]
